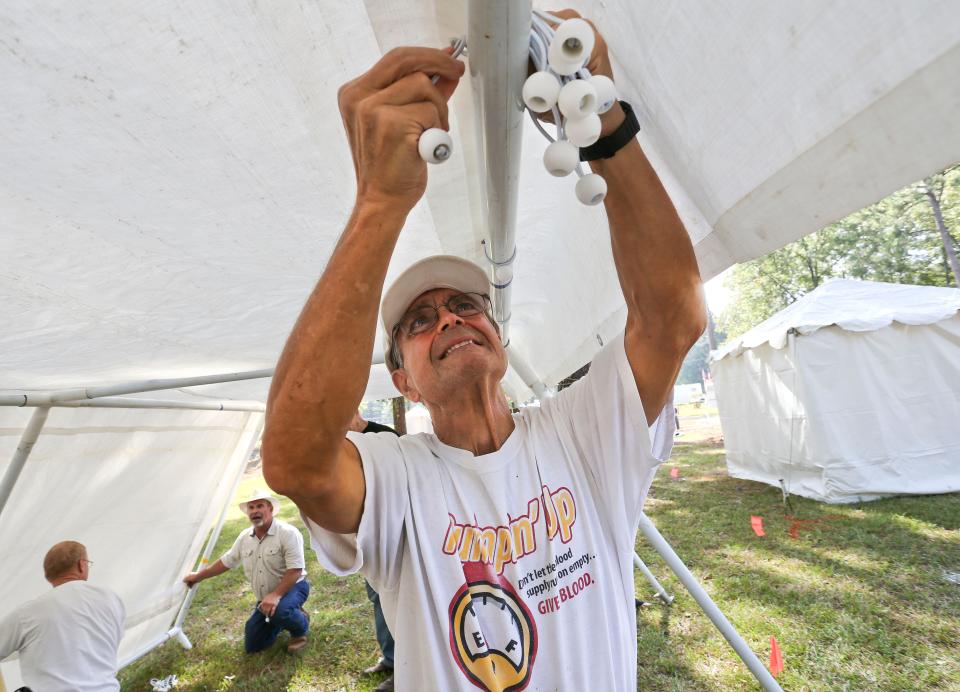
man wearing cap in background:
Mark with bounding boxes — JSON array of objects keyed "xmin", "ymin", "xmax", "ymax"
[
  {"xmin": 0, "ymin": 540, "xmax": 124, "ymax": 692},
  {"xmin": 183, "ymin": 490, "xmax": 310, "ymax": 654},
  {"xmin": 263, "ymin": 10, "xmax": 705, "ymax": 689}
]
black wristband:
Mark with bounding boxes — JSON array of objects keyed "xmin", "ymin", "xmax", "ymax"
[{"xmin": 579, "ymin": 100, "xmax": 640, "ymax": 161}]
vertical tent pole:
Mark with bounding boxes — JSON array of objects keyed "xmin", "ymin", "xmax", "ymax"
[
  {"xmin": 638, "ymin": 513, "xmax": 783, "ymax": 691},
  {"xmin": 0, "ymin": 406, "xmax": 50, "ymax": 520},
  {"xmin": 172, "ymin": 412, "xmax": 264, "ymax": 636}
]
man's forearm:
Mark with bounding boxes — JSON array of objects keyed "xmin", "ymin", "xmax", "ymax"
[
  {"xmin": 268, "ymin": 569, "xmax": 302, "ymax": 600},
  {"xmin": 194, "ymin": 559, "xmax": 229, "ymax": 581},
  {"xmin": 263, "ymin": 201, "xmax": 408, "ymax": 489},
  {"xmin": 590, "ymin": 135, "xmax": 704, "ymax": 332}
]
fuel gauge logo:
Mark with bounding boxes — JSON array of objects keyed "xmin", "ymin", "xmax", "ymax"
[{"xmin": 448, "ymin": 564, "xmax": 538, "ymax": 691}]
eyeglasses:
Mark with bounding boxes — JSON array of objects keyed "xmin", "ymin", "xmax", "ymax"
[
  {"xmin": 83, "ymin": 559, "xmax": 94, "ymax": 566},
  {"xmin": 393, "ymin": 292, "xmax": 492, "ymax": 338},
  {"xmin": 390, "ymin": 292, "xmax": 492, "ymax": 368}
]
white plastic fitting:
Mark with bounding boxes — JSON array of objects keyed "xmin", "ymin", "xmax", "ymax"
[
  {"xmin": 557, "ymin": 79, "xmax": 598, "ymax": 120},
  {"xmin": 576, "ymin": 173, "xmax": 607, "ymax": 206},
  {"xmin": 418, "ymin": 128, "xmax": 453, "ymax": 164},
  {"xmin": 548, "ymin": 18, "xmax": 595, "ymax": 75},
  {"xmin": 547, "ymin": 50, "xmax": 583, "ymax": 77},
  {"xmin": 522, "ymin": 71, "xmax": 562, "ymax": 113},
  {"xmin": 588, "ymin": 75, "xmax": 618, "ymax": 114},
  {"xmin": 564, "ymin": 112, "xmax": 602, "ymax": 147},
  {"xmin": 543, "ymin": 140, "xmax": 579, "ymax": 177}
]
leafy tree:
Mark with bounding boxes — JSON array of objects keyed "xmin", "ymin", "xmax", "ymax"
[
  {"xmin": 717, "ymin": 165, "xmax": 959, "ymax": 341},
  {"xmin": 678, "ymin": 322, "xmax": 726, "ymax": 386}
]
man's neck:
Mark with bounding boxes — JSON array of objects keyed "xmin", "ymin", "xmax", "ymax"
[
  {"xmin": 426, "ymin": 384, "xmax": 515, "ymax": 456},
  {"xmin": 253, "ymin": 517, "xmax": 274, "ymax": 539},
  {"xmin": 50, "ymin": 575, "xmax": 84, "ymax": 587}
]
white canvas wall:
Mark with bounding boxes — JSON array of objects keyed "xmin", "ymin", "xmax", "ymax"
[
  {"xmin": 0, "ymin": 407, "xmax": 262, "ymax": 686},
  {"xmin": 714, "ymin": 316, "xmax": 960, "ymax": 503}
]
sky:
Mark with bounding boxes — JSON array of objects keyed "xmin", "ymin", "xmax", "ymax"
[{"xmin": 704, "ymin": 268, "xmax": 731, "ymax": 314}]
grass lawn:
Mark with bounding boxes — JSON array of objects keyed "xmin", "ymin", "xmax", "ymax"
[{"xmin": 120, "ymin": 439, "xmax": 960, "ymax": 691}]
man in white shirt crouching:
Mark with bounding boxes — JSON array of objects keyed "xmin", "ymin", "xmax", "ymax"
[{"xmin": 0, "ymin": 540, "xmax": 125, "ymax": 692}]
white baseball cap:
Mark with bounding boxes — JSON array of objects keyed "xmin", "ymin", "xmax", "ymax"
[{"xmin": 381, "ymin": 255, "xmax": 490, "ymax": 371}]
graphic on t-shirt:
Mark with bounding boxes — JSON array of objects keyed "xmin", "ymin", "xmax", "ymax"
[
  {"xmin": 442, "ymin": 485, "xmax": 577, "ymax": 575},
  {"xmin": 448, "ymin": 561, "xmax": 537, "ymax": 692}
]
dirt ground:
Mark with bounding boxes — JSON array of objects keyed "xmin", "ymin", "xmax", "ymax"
[{"xmin": 674, "ymin": 407, "xmax": 723, "ymax": 445}]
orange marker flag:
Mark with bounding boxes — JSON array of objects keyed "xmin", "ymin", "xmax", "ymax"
[
  {"xmin": 751, "ymin": 515, "xmax": 765, "ymax": 537},
  {"xmin": 670, "ymin": 466, "xmax": 680, "ymax": 479},
  {"xmin": 769, "ymin": 636, "xmax": 784, "ymax": 677}
]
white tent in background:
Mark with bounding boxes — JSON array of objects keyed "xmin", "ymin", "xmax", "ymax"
[
  {"xmin": 3, "ymin": 0, "xmax": 960, "ymax": 685},
  {"xmin": 712, "ymin": 279, "xmax": 960, "ymax": 504}
]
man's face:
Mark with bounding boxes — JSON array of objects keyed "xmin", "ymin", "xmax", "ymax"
[
  {"xmin": 391, "ymin": 287, "xmax": 507, "ymax": 402},
  {"xmin": 246, "ymin": 499, "xmax": 274, "ymax": 528}
]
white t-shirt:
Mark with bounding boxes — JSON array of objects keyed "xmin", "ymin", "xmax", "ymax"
[
  {"xmin": 0, "ymin": 581, "xmax": 125, "ymax": 692},
  {"xmin": 305, "ymin": 331, "xmax": 673, "ymax": 690}
]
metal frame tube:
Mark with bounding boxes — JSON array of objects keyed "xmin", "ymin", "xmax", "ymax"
[
  {"xmin": 633, "ymin": 552, "xmax": 674, "ymax": 604},
  {"xmin": 172, "ymin": 413, "xmax": 263, "ymax": 633},
  {"xmin": 1, "ymin": 351, "xmax": 387, "ymax": 408},
  {"xmin": 637, "ymin": 514, "xmax": 783, "ymax": 691},
  {"xmin": 53, "ymin": 397, "xmax": 265, "ymax": 412},
  {"xmin": 0, "ymin": 406, "xmax": 50, "ymax": 519},
  {"xmin": 467, "ymin": 0, "xmax": 531, "ymax": 345},
  {"xmin": 0, "ymin": 368, "xmax": 275, "ymax": 407},
  {"xmin": 118, "ymin": 627, "xmax": 184, "ymax": 669},
  {"xmin": 507, "ymin": 351, "xmax": 553, "ymax": 400}
]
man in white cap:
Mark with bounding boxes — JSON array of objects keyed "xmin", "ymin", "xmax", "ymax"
[
  {"xmin": 263, "ymin": 10, "xmax": 705, "ymax": 689},
  {"xmin": 183, "ymin": 490, "xmax": 310, "ymax": 653}
]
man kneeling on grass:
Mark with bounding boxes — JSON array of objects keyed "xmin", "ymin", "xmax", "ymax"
[{"xmin": 183, "ymin": 490, "xmax": 311, "ymax": 653}]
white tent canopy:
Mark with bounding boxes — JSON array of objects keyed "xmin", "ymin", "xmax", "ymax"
[
  {"xmin": 712, "ymin": 279, "xmax": 960, "ymax": 503},
  {"xmin": 3, "ymin": 0, "xmax": 960, "ymax": 402},
  {"xmin": 3, "ymin": 0, "xmax": 960, "ymax": 683}
]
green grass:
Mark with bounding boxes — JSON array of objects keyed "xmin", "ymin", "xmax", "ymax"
[{"xmin": 120, "ymin": 444, "xmax": 960, "ymax": 691}]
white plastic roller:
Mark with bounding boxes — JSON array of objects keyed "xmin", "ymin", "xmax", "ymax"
[
  {"xmin": 588, "ymin": 75, "xmax": 617, "ymax": 114},
  {"xmin": 557, "ymin": 79, "xmax": 598, "ymax": 120},
  {"xmin": 575, "ymin": 173, "xmax": 607, "ymax": 206},
  {"xmin": 564, "ymin": 113, "xmax": 601, "ymax": 147},
  {"xmin": 548, "ymin": 18, "xmax": 595, "ymax": 75},
  {"xmin": 522, "ymin": 71, "xmax": 562, "ymax": 113},
  {"xmin": 543, "ymin": 140, "xmax": 579, "ymax": 177},
  {"xmin": 418, "ymin": 128, "xmax": 453, "ymax": 164}
]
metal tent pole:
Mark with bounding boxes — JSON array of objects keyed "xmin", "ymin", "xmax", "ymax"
[
  {"xmin": 0, "ymin": 406, "xmax": 50, "ymax": 520},
  {"xmin": 633, "ymin": 552, "xmax": 673, "ymax": 604},
  {"xmin": 0, "ymin": 368, "xmax": 275, "ymax": 407},
  {"xmin": 637, "ymin": 513, "xmax": 783, "ymax": 691},
  {"xmin": 172, "ymin": 414, "xmax": 264, "ymax": 634},
  {"xmin": 52, "ymin": 397, "xmax": 265, "ymax": 412},
  {"xmin": 467, "ymin": 0, "xmax": 531, "ymax": 346}
]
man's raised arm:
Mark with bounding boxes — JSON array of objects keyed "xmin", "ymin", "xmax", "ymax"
[
  {"xmin": 563, "ymin": 12, "xmax": 706, "ymax": 424},
  {"xmin": 262, "ymin": 48, "xmax": 464, "ymax": 533}
]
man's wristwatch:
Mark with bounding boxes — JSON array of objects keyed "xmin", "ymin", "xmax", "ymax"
[{"xmin": 579, "ymin": 101, "xmax": 640, "ymax": 162}]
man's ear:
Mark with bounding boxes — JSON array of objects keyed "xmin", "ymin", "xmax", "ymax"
[{"xmin": 391, "ymin": 368, "xmax": 422, "ymax": 403}]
